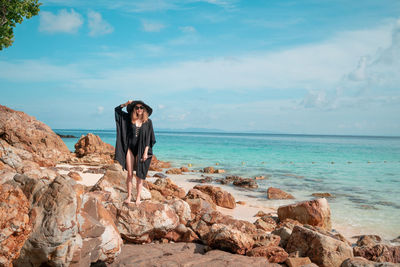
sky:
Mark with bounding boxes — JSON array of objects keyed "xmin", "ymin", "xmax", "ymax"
[{"xmin": 1, "ymin": 0, "xmax": 400, "ymax": 136}]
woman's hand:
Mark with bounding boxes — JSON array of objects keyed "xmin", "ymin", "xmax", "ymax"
[
  {"xmin": 141, "ymin": 153, "xmax": 148, "ymax": 162},
  {"xmin": 124, "ymin": 100, "xmax": 133, "ymax": 107}
]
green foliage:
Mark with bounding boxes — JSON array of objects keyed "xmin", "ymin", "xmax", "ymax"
[{"xmin": 0, "ymin": 0, "xmax": 41, "ymax": 50}]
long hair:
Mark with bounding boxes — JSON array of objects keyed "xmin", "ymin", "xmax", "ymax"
[{"xmin": 131, "ymin": 108, "xmax": 149, "ymax": 123}]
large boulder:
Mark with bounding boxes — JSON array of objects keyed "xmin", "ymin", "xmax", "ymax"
[
  {"xmin": 0, "ymin": 104, "xmax": 70, "ymax": 168},
  {"xmin": 149, "ymin": 155, "xmax": 171, "ymax": 171},
  {"xmin": 267, "ymin": 187, "xmax": 295, "ymax": 199},
  {"xmin": 14, "ymin": 175, "xmax": 80, "ymax": 267},
  {"xmin": 205, "ymin": 224, "xmax": 254, "ymax": 255},
  {"xmin": 277, "ymin": 198, "xmax": 331, "ymax": 230},
  {"xmin": 148, "ymin": 178, "xmax": 186, "ymax": 199},
  {"xmin": 193, "ymin": 185, "xmax": 236, "ymax": 209},
  {"xmin": 341, "ymin": 257, "xmax": 398, "ymax": 267},
  {"xmin": 70, "ymin": 133, "xmax": 114, "ymax": 165},
  {"xmin": 70, "ymin": 192, "xmax": 123, "ymax": 266},
  {"xmin": 353, "ymin": 235, "xmax": 400, "ymax": 263},
  {"xmin": 0, "ymin": 184, "xmax": 32, "ymax": 267},
  {"xmin": 183, "ymin": 188, "xmax": 216, "ymax": 209},
  {"xmin": 116, "ymin": 201, "xmax": 180, "ymax": 244},
  {"xmin": 286, "ymin": 225, "xmax": 353, "ymax": 267}
]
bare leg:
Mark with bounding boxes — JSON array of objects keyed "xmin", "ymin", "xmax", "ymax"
[
  {"xmin": 135, "ymin": 175, "xmax": 143, "ymax": 206},
  {"xmin": 124, "ymin": 148, "xmax": 134, "ymax": 204}
]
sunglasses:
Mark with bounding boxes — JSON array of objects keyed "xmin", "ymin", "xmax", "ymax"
[{"xmin": 134, "ymin": 106, "xmax": 144, "ymax": 110}]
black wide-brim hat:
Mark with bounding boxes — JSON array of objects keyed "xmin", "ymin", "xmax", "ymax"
[{"xmin": 127, "ymin": 100, "xmax": 153, "ymax": 116}]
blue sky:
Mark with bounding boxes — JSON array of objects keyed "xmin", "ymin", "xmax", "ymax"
[{"xmin": 1, "ymin": 0, "xmax": 400, "ymax": 135}]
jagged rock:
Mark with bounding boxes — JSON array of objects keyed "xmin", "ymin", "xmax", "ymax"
[
  {"xmin": 74, "ymin": 133, "xmax": 114, "ymax": 157},
  {"xmin": 109, "ymin": 242, "xmax": 279, "ymax": 266},
  {"xmin": 353, "ymin": 238, "xmax": 400, "ymax": 263},
  {"xmin": 267, "ymin": 187, "xmax": 295, "ymax": 199},
  {"xmin": 254, "ymin": 218, "xmax": 276, "ymax": 232},
  {"xmin": 0, "ymin": 183, "xmax": 32, "ymax": 267},
  {"xmin": 14, "ymin": 175, "xmax": 80, "ymax": 267},
  {"xmin": 341, "ymin": 257, "xmax": 398, "ymax": 267},
  {"xmin": 0, "ymin": 104, "xmax": 70, "ymax": 168},
  {"xmin": 285, "ymin": 257, "xmax": 312, "ymax": 267},
  {"xmin": 149, "ymin": 155, "xmax": 171, "ymax": 171},
  {"xmin": 252, "ymin": 230, "xmax": 281, "ymax": 248},
  {"xmin": 205, "ymin": 224, "xmax": 255, "ymax": 255},
  {"xmin": 286, "ymin": 225, "xmax": 353, "ymax": 267},
  {"xmin": 247, "ymin": 245, "xmax": 288, "ymax": 263},
  {"xmin": 166, "ymin": 198, "xmax": 192, "ymax": 225},
  {"xmin": 278, "ymin": 198, "xmax": 331, "ymax": 230},
  {"xmin": 166, "ymin": 168, "xmax": 182, "ymax": 174},
  {"xmin": 233, "ymin": 178, "xmax": 258, "ymax": 189},
  {"xmin": 272, "ymin": 227, "xmax": 292, "ymax": 248},
  {"xmin": 203, "ymin": 166, "xmax": 215, "ymax": 173},
  {"xmin": 184, "ymin": 188, "xmax": 216, "ymax": 209},
  {"xmin": 68, "ymin": 171, "xmax": 82, "ymax": 181},
  {"xmin": 184, "ymin": 198, "xmax": 215, "ymax": 221},
  {"xmin": 146, "ymin": 178, "xmax": 186, "ymax": 199},
  {"xmin": 193, "ymin": 185, "xmax": 236, "ymax": 209},
  {"xmin": 116, "ymin": 201, "xmax": 180, "ymax": 244}
]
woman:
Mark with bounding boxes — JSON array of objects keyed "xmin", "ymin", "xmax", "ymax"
[{"xmin": 114, "ymin": 100, "xmax": 156, "ymax": 206}]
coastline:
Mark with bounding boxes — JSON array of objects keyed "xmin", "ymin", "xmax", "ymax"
[{"xmin": 55, "ymin": 160, "xmax": 378, "ymax": 244}]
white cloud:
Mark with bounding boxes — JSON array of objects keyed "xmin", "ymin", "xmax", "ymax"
[
  {"xmin": 88, "ymin": 11, "xmax": 114, "ymax": 36},
  {"xmin": 179, "ymin": 26, "xmax": 196, "ymax": 33},
  {"xmin": 142, "ymin": 21, "xmax": 165, "ymax": 32},
  {"xmin": 39, "ymin": 9, "xmax": 83, "ymax": 34}
]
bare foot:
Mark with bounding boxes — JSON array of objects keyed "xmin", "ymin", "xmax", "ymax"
[
  {"xmin": 123, "ymin": 198, "xmax": 132, "ymax": 204},
  {"xmin": 135, "ymin": 199, "xmax": 142, "ymax": 206}
]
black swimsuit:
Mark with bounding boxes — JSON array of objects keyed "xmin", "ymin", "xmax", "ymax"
[{"xmin": 128, "ymin": 123, "xmax": 141, "ymax": 156}]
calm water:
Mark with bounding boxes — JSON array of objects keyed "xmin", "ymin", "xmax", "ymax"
[{"xmin": 57, "ymin": 129, "xmax": 400, "ymax": 239}]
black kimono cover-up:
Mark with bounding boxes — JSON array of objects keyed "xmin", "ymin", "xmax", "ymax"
[{"xmin": 114, "ymin": 105, "xmax": 156, "ymax": 179}]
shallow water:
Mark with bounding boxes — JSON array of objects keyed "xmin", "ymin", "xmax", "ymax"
[{"xmin": 57, "ymin": 129, "xmax": 400, "ymax": 239}]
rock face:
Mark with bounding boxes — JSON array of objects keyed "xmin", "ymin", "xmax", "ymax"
[
  {"xmin": 286, "ymin": 226, "xmax": 353, "ymax": 267},
  {"xmin": 341, "ymin": 257, "xmax": 398, "ymax": 267},
  {"xmin": 71, "ymin": 192, "xmax": 123, "ymax": 266},
  {"xmin": 0, "ymin": 184, "xmax": 32, "ymax": 267},
  {"xmin": 184, "ymin": 188, "xmax": 217, "ymax": 209},
  {"xmin": 14, "ymin": 175, "xmax": 80, "ymax": 267},
  {"xmin": 116, "ymin": 201, "xmax": 180, "ymax": 244},
  {"xmin": 0, "ymin": 104, "xmax": 70, "ymax": 168},
  {"xmin": 247, "ymin": 245, "xmax": 289, "ymax": 263},
  {"xmin": 149, "ymin": 155, "xmax": 171, "ymax": 171},
  {"xmin": 146, "ymin": 178, "xmax": 186, "ymax": 200},
  {"xmin": 193, "ymin": 185, "xmax": 236, "ymax": 209},
  {"xmin": 109, "ymin": 242, "xmax": 278, "ymax": 267},
  {"xmin": 277, "ymin": 198, "xmax": 332, "ymax": 230},
  {"xmin": 267, "ymin": 187, "xmax": 295, "ymax": 199},
  {"xmin": 353, "ymin": 235, "xmax": 400, "ymax": 263}
]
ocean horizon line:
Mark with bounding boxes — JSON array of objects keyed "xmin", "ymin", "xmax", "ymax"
[{"xmin": 53, "ymin": 128, "xmax": 400, "ymax": 139}]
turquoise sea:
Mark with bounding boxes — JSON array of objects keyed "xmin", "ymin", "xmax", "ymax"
[{"xmin": 56, "ymin": 129, "xmax": 400, "ymax": 239}]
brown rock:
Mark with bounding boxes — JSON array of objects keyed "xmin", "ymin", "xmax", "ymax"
[
  {"xmin": 0, "ymin": 184, "xmax": 32, "ymax": 267},
  {"xmin": 0, "ymin": 104, "xmax": 70, "ymax": 168},
  {"xmin": 203, "ymin": 166, "xmax": 215, "ymax": 173},
  {"xmin": 180, "ymin": 166, "xmax": 189, "ymax": 172},
  {"xmin": 272, "ymin": 227, "xmax": 292, "ymax": 248},
  {"xmin": 237, "ymin": 200, "xmax": 246, "ymax": 205},
  {"xmin": 14, "ymin": 175, "xmax": 80, "ymax": 267},
  {"xmin": 254, "ymin": 218, "xmax": 276, "ymax": 232},
  {"xmin": 166, "ymin": 198, "xmax": 192, "ymax": 225},
  {"xmin": 233, "ymin": 178, "xmax": 258, "ymax": 189},
  {"xmin": 247, "ymin": 245, "xmax": 288, "ymax": 263},
  {"xmin": 312, "ymin": 192, "xmax": 334, "ymax": 198},
  {"xmin": 254, "ymin": 210, "xmax": 269, "ymax": 217},
  {"xmin": 74, "ymin": 133, "xmax": 114, "ymax": 157},
  {"xmin": 184, "ymin": 198, "xmax": 215, "ymax": 221},
  {"xmin": 267, "ymin": 187, "xmax": 295, "ymax": 199},
  {"xmin": 116, "ymin": 200, "xmax": 180, "ymax": 243},
  {"xmin": 252, "ymin": 230, "xmax": 281, "ymax": 248},
  {"xmin": 255, "ymin": 176, "xmax": 266, "ymax": 180},
  {"xmin": 68, "ymin": 171, "xmax": 82, "ymax": 181},
  {"xmin": 194, "ymin": 185, "xmax": 236, "ymax": 209},
  {"xmin": 206, "ymin": 224, "xmax": 254, "ymax": 255},
  {"xmin": 341, "ymin": 257, "xmax": 398, "ymax": 267},
  {"xmin": 184, "ymin": 188, "xmax": 216, "ymax": 209},
  {"xmin": 151, "ymin": 178, "xmax": 186, "ymax": 199},
  {"xmin": 278, "ymin": 198, "xmax": 332, "ymax": 230},
  {"xmin": 214, "ymin": 169, "xmax": 226, "ymax": 174},
  {"xmin": 166, "ymin": 168, "xmax": 183, "ymax": 174},
  {"xmin": 109, "ymin": 242, "xmax": 277, "ymax": 266},
  {"xmin": 353, "ymin": 243, "xmax": 400, "ymax": 263},
  {"xmin": 149, "ymin": 155, "xmax": 171, "ymax": 171},
  {"xmin": 286, "ymin": 225, "xmax": 353, "ymax": 267},
  {"xmin": 285, "ymin": 257, "xmax": 312, "ymax": 267}
]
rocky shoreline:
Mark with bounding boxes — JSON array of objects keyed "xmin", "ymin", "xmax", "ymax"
[{"xmin": 1, "ymin": 104, "xmax": 399, "ymax": 267}]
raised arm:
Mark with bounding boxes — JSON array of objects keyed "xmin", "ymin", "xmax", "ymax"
[{"xmin": 115, "ymin": 100, "xmax": 133, "ymax": 122}]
